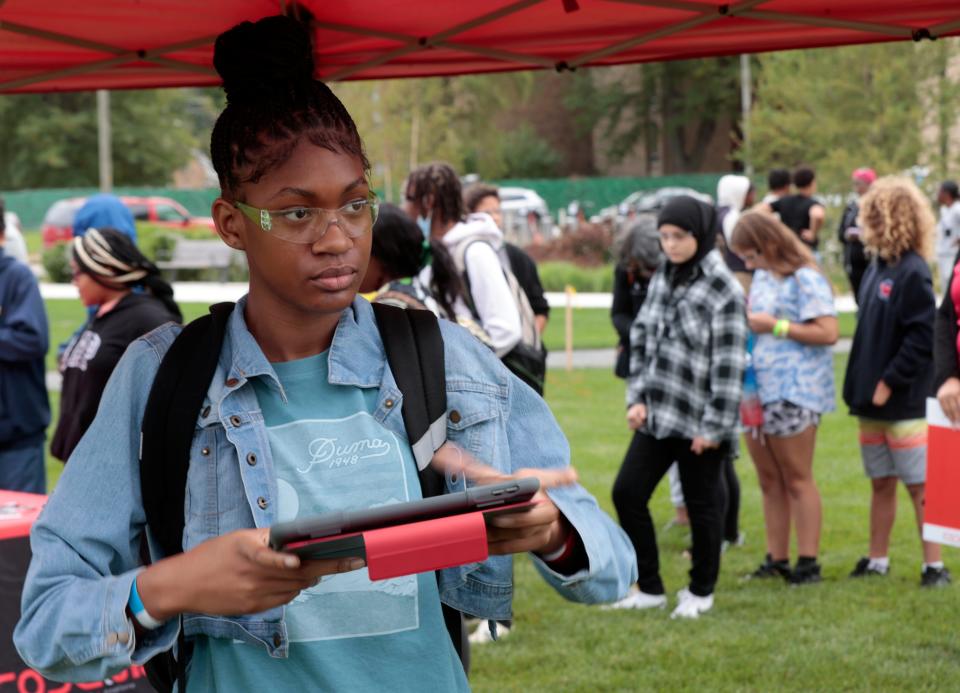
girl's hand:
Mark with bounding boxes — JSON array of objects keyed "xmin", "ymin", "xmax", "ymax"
[
  {"xmin": 872, "ymin": 380, "xmax": 892, "ymax": 407},
  {"xmin": 937, "ymin": 377, "xmax": 960, "ymax": 424},
  {"xmin": 430, "ymin": 443, "xmax": 578, "ymax": 556},
  {"xmin": 747, "ymin": 312, "xmax": 777, "ymax": 334},
  {"xmin": 138, "ymin": 528, "xmax": 365, "ymax": 620},
  {"xmin": 626, "ymin": 403, "xmax": 647, "ymax": 430},
  {"xmin": 690, "ymin": 436, "xmax": 720, "ymax": 455}
]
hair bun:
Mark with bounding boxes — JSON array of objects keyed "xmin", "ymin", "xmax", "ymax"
[{"xmin": 213, "ymin": 15, "xmax": 316, "ymax": 105}]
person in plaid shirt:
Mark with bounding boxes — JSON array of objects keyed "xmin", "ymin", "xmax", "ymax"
[{"xmin": 612, "ymin": 195, "xmax": 746, "ymax": 619}]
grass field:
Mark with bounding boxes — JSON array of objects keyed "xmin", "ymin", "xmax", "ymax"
[
  {"xmin": 468, "ymin": 358, "xmax": 959, "ymax": 692},
  {"xmin": 41, "ymin": 354, "xmax": 959, "ymax": 690}
]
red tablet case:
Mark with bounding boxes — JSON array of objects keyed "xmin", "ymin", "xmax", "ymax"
[{"xmin": 286, "ymin": 500, "xmax": 536, "ymax": 580}]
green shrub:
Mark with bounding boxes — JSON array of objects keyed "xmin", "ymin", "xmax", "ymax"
[
  {"xmin": 41, "ymin": 244, "xmax": 71, "ymax": 283},
  {"xmin": 537, "ymin": 262, "xmax": 614, "ymax": 292}
]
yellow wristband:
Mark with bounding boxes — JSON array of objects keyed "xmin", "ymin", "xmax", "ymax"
[{"xmin": 773, "ymin": 319, "xmax": 790, "ymax": 338}]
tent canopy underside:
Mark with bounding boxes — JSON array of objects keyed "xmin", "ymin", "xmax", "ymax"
[{"xmin": 1, "ymin": 0, "xmax": 959, "ymax": 93}]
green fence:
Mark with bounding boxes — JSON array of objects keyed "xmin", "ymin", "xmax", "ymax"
[{"xmin": 3, "ymin": 173, "xmax": 726, "ymax": 229}]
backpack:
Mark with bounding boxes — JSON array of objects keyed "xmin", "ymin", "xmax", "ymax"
[
  {"xmin": 450, "ymin": 223, "xmax": 546, "ymax": 395},
  {"xmin": 138, "ymin": 302, "xmax": 461, "ymax": 692}
]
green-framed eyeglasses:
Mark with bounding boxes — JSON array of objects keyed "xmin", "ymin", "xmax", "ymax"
[{"xmin": 233, "ymin": 194, "xmax": 379, "ymax": 244}]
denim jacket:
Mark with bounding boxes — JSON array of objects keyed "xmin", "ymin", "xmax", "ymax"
[{"xmin": 15, "ymin": 296, "xmax": 636, "ymax": 683}]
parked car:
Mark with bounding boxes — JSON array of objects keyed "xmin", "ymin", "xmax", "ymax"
[
  {"xmin": 596, "ymin": 186, "xmax": 714, "ymax": 229},
  {"xmin": 41, "ymin": 195, "xmax": 215, "ymax": 247},
  {"xmin": 496, "ymin": 186, "xmax": 552, "ymax": 244}
]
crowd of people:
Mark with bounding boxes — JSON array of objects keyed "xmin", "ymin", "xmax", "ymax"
[
  {"xmin": 0, "ymin": 14, "xmax": 957, "ymax": 689},
  {"xmin": 608, "ymin": 166, "xmax": 957, "ymax": 621}
]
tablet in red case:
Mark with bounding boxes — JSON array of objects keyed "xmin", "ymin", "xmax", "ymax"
[{"xmin": 284, "ymin": 499, "xmax": 537, "ymax": 580}]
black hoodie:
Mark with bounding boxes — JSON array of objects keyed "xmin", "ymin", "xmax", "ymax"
[
  {"xmin": 51, "ymin": 292, "xmax": 178, "ymax": 461},
  {"xmin": 843, "ymin": 251, "xmax": 934, "ymax": 420}
]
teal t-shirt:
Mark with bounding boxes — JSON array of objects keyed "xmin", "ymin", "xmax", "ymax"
[{"xmin": 187, "ymin": 352, "xmax": 469, "ymax": 692}]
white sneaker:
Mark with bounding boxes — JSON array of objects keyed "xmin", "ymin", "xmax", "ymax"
[
  {"xmin": 468, "ymin": 622, "xmax": 511, "ymax": 644},
  {"xmin": 602, "ymin": 589, "xmax": 667, "ymax": 610},
  {"xmin": 670, "ymin": 588, "xmax": 713, "ymax": 619}
]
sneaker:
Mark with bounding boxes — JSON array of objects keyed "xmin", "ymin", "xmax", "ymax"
[
  {"xmin": 722, "ymin": 531, "xmax": 747, "ymax": 553},
  {"xmin": 921, "ymin": 566, "xmax": 952, "ymax": 588},
  {"xmin": 602, "ymin": 589, "xmax": 668, "ymax": 611},
  {"xmin": 789, "ymin": 561, "xmax": 822, "ymax": 586},
  {"xmin": 744, "ymin": 554, "xmax": 791, "ymax": 581},
  {"xmin": 670, "ymin": 588, "xmax": 713, "ymax": 619},
  {"xmin": 468, "ymin": 621, "xmax": 511, "ymax": 644},
  {"xmin": 849, "ymin": 557, "xmax": 889, "ymax": 578}
]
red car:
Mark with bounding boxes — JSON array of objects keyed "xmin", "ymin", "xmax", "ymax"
[{"xmin": 41, "ymin": 195, "xmax": 215, "ymax": 247}]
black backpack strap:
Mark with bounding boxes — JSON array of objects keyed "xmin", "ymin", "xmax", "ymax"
[
  {"xmin": 140, "ymin": 302, "xmax": 235, "ymax": 559},
  {"xmin": 372, "ymin": 302, "xmax": 447, "ymax": 497}
]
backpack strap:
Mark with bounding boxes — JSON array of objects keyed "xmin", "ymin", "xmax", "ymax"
[
  {"xmin": 140, "ymin": 301, "xmax": 235, "ymax": 559},
  {"xmin": 371, "ymin": 302, "xmax": 447, "ymax": 497}
]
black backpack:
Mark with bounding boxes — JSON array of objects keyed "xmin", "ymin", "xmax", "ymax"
[{"xmin": 138, "ymin": 302, "xmax": 463, "ymax": 692}]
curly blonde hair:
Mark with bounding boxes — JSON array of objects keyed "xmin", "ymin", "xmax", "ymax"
[{"xmin": 859, "ymin": 176, "xmax": 935, "ymax": 261}]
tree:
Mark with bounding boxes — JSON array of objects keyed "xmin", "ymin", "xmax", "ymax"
[
  {"xmin": 0, "ymin": 89, "xmax": 209, "ymax": 190},
  {"xmin": 746, "ymin": 42, "xmax": 943, "ymax": 194},
  {"xmin": 565, "ymin": 58, "xmax": 741, "ymax": 174}
]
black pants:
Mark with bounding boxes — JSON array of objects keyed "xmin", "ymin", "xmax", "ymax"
[
  {"xmin": 613, "ymin": 432, "xmax": 726, "ymax": 597},
  {"xmin": 721, "ymin": 454, "xmax": 740, "ymax": 542},
  {"xmin": 844, "ymin": 241, "xmax": 868, "ymax": 304}
]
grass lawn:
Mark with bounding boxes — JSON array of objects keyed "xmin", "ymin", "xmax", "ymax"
[
  {"xmin": 469, "ymin": 356, "xmax": 959, "ymax": 692},
  {"xmin": 42, "ymin": 353, "xmax": 958, "ymax": 690}
]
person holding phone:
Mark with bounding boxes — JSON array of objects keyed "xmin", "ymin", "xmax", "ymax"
[{"xmin": 14, "ymin": 16, "xmax": 636, "ymax": 691}]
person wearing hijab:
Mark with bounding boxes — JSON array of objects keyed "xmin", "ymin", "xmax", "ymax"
[
  {"xmin": 611, "ymin": 196, "xmax": 746, "ymax": 619},
  {"xmin": 51, "ymin": 228, "xmax": 181, "ymax": 462}
]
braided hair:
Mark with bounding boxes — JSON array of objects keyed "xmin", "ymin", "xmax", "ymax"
[
  {"xmin": 370, "ymin": 203, "xmax": 465, "ymax": 318},
  {"xmin": 406, "ymin": 163, "xmax": 465, "ymax": 226},
  {"xmin": 72, "ymin": 228, "xmax": 182, "ymax": 321},
  {"xmin": 210, "ymin": 15, "xmax": 369, "ymax": 198}
]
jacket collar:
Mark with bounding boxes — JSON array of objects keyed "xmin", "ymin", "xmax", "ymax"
[{"xmin": 215, "ymin": 295, "xmax": 388, "ymax": 402}]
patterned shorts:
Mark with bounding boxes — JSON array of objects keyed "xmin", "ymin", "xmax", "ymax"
[
  {"xmin": 760, "ymin": 400, "xmax": 820, "ymax": 437},
  {"xmin": 858, "ymin": 418, "xmax": 927, "ymax": 485}
]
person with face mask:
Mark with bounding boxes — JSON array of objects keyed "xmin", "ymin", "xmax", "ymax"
[{"xmin": 611, "ymin": 196, "xmax": 746, "ymax": 619}]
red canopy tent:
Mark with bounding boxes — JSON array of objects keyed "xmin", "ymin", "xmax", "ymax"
[{"xmin": 1, "ymin": 0, "xmax": 959, "ymax": 93}]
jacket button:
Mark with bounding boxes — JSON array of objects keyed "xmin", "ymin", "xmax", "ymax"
[
  {"xmin": 201, "ymin": 405, "xmax": 211, "ymax": 418},
  {"xmin": 273, "ymin": 633, "xmax": 282, "ymax": 648},
  {"xmin": 226, "ymin": 378, "xmax": 239, "ymax": 387},
  {"xmin": 258, "ymin": 496, "xmax": 268, "ymax": 509},
  {"xmin": 449, "ymin": 410, "xmax": 461, "ymax": 424},
  {"xmin": 384, "ymin": 399, "xmax": 394, "ymax": 409},
  {"xmin": 200, "ymin": 447, "xmax": 211, "ymax": 457},
  {"xmin": 246, "ymin": 452, "xmax": 257, "ymax": 466},
  {"xmin": 230, "ymin": 415, "xmax": 242, "ymax": 427}
]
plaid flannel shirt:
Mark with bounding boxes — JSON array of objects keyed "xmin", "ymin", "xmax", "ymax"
[{"xmin": 627, "ymin": 249, "xmax": 746, "ymax": 444}]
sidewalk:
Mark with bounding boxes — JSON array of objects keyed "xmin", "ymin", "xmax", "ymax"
[{"xmin": 39, "ymin": 283, "xmax": 860, "ymax": 313}]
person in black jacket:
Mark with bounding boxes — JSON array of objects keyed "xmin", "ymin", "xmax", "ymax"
[
  {"xmin": 837, "ymin": 167, "xmax": 876, "ymax": 303},
  {"xmin": 51, "ymin": 228, "xmax": 182, "ymax": 462},
  {"xmin": 842, "ymin": 177, "xmax": 950, "ymax": 588},
  {"xmin": 934, "ymin": 249, "xmax": 960, "ymax": 423}
]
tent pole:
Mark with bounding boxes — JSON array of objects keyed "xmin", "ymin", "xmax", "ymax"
[
  {"xmin": 97, "ymin": 89, "xmax": 113, "ymax": 192},
  {"xmin": 740, "ymin": 54, "xmax": 752, "ymax": 176}
]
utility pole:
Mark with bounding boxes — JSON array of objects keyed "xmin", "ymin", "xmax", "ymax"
[
  {"xmin": 740, "ymin": 54, "xmax": 753, "ymax": 176},
  {"xmin": 97, "ymin": 89, "xmax": 113, "ymax": 192}
]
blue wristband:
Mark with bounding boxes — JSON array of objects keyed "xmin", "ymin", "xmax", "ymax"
[{"xmin": 129, "ymin": 575, "xmax": 163, "ymax": 629}]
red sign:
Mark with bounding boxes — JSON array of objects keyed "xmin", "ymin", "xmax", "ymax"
[{"xmin": 924, "ymin": 399, "xmax": 960, "ymax": 548}]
